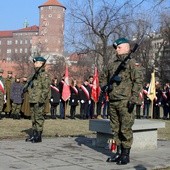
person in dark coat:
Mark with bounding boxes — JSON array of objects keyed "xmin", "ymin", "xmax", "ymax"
[
  {"xmin": 78, "ymin": 79, "xmax": 91, "ymax": 119},
  {"xmin": 21, "ymin": 76, "xmax": 31, "ymax": 119},
  {"xmin": 50, "ymin": 77, "xmax": 60, "ymax": 119},
  {"xmin": 10, "ymin": 75, "xmax": 24, "ymax": 119},
  {"xmin": 142, "ymin": 83, "xmax": 151, "ymax": 119},
  {"xmin": 69, "ymin": 78, "xmax": 79, "ymax": 119},
  {"xmin": 58, "ymin": 75, "xmax": 67, "ymax": 119},
  {"xmin": 88, "ymin": 76, "xmax": 95, "ymax": 119},
  {"xmin": 153, "ymin": 81, "xmax": 162, "ymax": 119},
  {"xmin": 162, "ymin": 84, "xmax": 169, "ymax": 120}
]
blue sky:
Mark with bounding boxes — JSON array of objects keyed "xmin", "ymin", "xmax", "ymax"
[
  {"xmin": 0, "ymin": 0, "xmax": 169, "ymax": 31},
  {"xmin": 0, "ymin": 0, "xmax": 67, "ymax": 30}
]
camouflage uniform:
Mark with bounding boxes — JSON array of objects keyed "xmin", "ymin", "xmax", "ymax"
[
  {"xmin": 25, "ymin": 56, "xmax": 51, "ymax": 143},
  {"xmin": 28, "ymin": 67, "xmax": 50, "ymax": 132},
  {"xmin": 103, "ymin": 38, "xmax": 143, "ymax": 165},
  {"xmin": 107, "ymin": 56, "xmax": 143, "ymax": 148}
]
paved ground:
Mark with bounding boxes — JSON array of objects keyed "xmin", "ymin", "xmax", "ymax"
[{"xmin": 0, "ymin": 136, "xmax": 169, "ymax": 170}]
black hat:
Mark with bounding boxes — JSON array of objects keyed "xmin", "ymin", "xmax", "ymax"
[
  {"xmin": 113, "ymin": 38, "xmax": 129, "ymax": 49},
  {"xmin": 33, "ymin": 56, "xmax": 46, "ymax": 63}
]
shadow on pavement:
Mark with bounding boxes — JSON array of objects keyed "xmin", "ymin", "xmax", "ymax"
[{"xmin": 75, "ymin": 136, "xmax": 111, "ymax": 157}]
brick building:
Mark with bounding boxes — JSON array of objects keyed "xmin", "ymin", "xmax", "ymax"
[{"xmin": 0, "ymin": 0, "xmax": 66, "ymax": 75}]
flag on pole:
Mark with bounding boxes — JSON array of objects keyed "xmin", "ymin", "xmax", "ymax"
[
  {"xmin": 91, "ymin": 67, "xmax": 101, "ymax": 103},
  {"xmin": 62, "ymin": 66, "xmax": 71, "ymax": 101},
  {"xmin": 147, "ymin": 70, "xmax": 156, "ymax": 101}
]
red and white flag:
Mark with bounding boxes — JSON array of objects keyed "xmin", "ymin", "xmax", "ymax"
[
  {"xmin": 91, "ymin": 67, "xmax": 101, "ymax": 103},
  {"xmin": 62, "ymin": 66, "xmax": 71, "ymax": 101},
  {"xmin": 0, "ymin": 80, "xmax": 5, "ymax": 94}
]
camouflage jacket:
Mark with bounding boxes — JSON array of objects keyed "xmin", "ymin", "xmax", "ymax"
[
  {"xmin": 101, "ymin": 55, "xmax": 143, "ymax": 103},
  {"xmin": 28, "ymin": 67, "xmax": 51, "ymax": 103}
]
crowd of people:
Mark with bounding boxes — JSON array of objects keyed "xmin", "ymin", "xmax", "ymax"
[
  {"xmin": 0, "ymin": 38, "xmax": 169, "ymax": 165},
  {"xmin": 0, "ymin": 68, "xmax": 170, "ymax": 121},
  {"xmin": 0, "ymin": 69, "xmax": 109, "ymax": 120},
  {"xmin": 137, "ymin": 81, "xmax": 170, "ymax": 120},
  {"xmin": 0, "ymin": 69, "xmax": 169, "ymax": 121}
]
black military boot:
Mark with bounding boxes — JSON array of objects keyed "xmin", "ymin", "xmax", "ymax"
[
  {"xmin": 116, "ymin": 147, "xmax": 130, "ymax": 165},
  {"xmin": 53, "ymin": 108, "xmax": 57, "ymax": 119},
  {"xmin": 106, "ymin": 145, "xmax": 121, "ymax": 162},
  {"xmin": 32, "ymin": 131, "xmax": 42, "ymax": 143},
  {"xmin": 25, "ymin": 130, "xmax": 36, "ymax": 142}
]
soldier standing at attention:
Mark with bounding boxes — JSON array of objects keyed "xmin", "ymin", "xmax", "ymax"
[
  {"xmin": 4, "ymin": 71, "xmax": 14, "ymax": 118},
  {"xmin": 0, "ymin": 69, "xmax": 5, "ymax": 119},
  {"xmin": 25, "ymin": 56, "xmax": 50, "ymax": 143},
  {"xmin": 104, "ymin": 38, "xmax": 143, "ymax": 165}
]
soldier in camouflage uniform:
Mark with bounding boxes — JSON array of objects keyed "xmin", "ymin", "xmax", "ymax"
[
  {"xmin": 102, "ymin": 38, "xmax": 143, "ymax": 165},
  {"xmin": 25, "ymin": 56, "xmax": 51, "ymax": 143},
  {"xmin": 0, "ymin": 69, "xmax": 5, "ymax": 119}
]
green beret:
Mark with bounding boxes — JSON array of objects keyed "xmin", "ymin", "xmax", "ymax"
[
  {"xmin": 0, "ymin": 69, "xmax": 4, "ymax": 73},
  {"xmin": 33, "ymin": 56, "xmax": 46, "ymax": 63},
  {"xmin": 113, "ymin": 38, "xmax": 129, "ymax": 49}
]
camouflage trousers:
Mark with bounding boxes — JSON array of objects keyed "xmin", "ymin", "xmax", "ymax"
[
  {"xmin": 30, "ymin": 103, "xmax": 45, "ymax": 132},
  {"xmin": 12, "ymin": 103, "xmax": 21, "ymax": 115},
  {"xmin": 109, "ymin": 100, "xmax": 135, "ymax": 148}
]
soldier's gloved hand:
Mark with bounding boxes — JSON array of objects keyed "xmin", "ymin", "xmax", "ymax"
[
  {"xmin": 38, "ymin": 102, "xmax": 44, "ymax": 107},
  {"xmin": 127, "ymin": 101, "xmax": 135, "ymax": 113}
]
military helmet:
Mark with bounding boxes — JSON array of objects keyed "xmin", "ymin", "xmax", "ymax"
[
  {"xmin": 113, "ymin": 38, "xmax": 129, "ymax": 49},
  {"xmin": 33, "ymin": 56, "xmax": 46, "ymax": 63}
]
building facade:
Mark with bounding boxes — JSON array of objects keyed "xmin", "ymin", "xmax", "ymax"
[{"xmin": 0, "ymin": 0, "xmax": 65, "ymax": 65}]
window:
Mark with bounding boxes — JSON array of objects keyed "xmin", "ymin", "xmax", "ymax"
[
  {"xmin": 0, "ymin": 41, "xmax": 1, "ymax": 45},
  {"xmin": 7, "ymin": 40, "xmax": 12, "ymax": 45},
  {"xmin": 20, "ymin": 48, "xmax": 23, "ymax": 53},
  {"xmin": 15, "ymin": 49, "xmax": 18, "ymax": 53},
  {"xmin": 25, "ymin": 40, "xmax": 28, "ymax": 44},
  {"xmin": 15, "ymin": 40, "xmax": 18, "ymax": 44},
  {"xmin": 25, "ymin": 48, "xmax": 28, "ymax": 53},
  {"xmin": 20, "ymin": 40, "xmax": 23, "ymax": 44},
  {"xmin": 7, "ymin": 49, "xmax": 12, "ymax": 53}
]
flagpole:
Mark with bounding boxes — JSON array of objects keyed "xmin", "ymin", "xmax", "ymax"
[{"xmin": 150, "ymin": 100, "xmax": 153, "ymax": 119}]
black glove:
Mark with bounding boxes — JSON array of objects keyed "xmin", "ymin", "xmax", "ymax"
[
  {"xmin": 38, "ymin": 102, "xmax": 44, "ymax": 107},
  {"xmin": 127, "ymin": 101, "xmax": 135, "ymax": 113},
  {"xmin": 101, "ymin": 85, "xmax": 113, "ymax": 93}
]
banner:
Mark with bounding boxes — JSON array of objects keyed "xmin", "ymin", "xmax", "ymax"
[
  {"xmin": 91, "ymin": 67, "xmax": 101, "ymax": 102},
  {"xmin": 62, "ymin": 66, "xmax": 71, "ymax": 101},
  {"xmin": 147, "ymin": 71, "xmax": 156, "ymax": 101}
]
